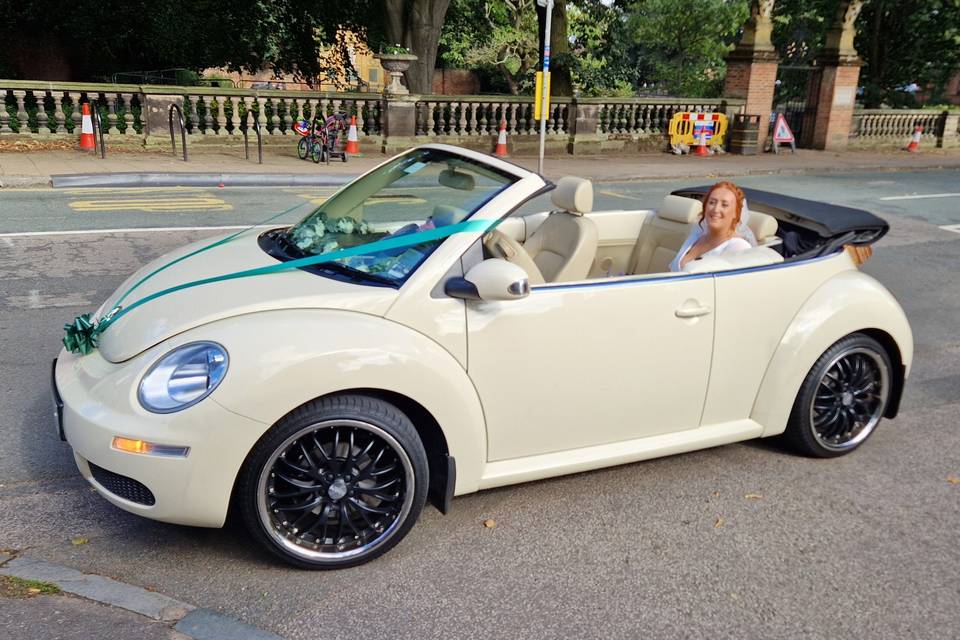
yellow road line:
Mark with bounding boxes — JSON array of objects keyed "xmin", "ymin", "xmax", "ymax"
[
  {"xmin": 70, "ymin": 197, "xmax": 233, "ymax": 212},
  {"xmin": 65, "ymin": 187, "xmax": 207, "ymax": 195}
]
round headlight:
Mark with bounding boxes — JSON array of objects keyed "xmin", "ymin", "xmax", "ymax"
[{"xmin": 138, "ymin": 342, "xmax": 229, "ymax": 413}]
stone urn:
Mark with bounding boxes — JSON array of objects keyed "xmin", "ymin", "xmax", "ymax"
[{"xmin": 375, "ymin": 53, "xmax": 418, "ymax": 95}]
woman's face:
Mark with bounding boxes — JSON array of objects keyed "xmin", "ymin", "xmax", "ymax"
[{"xmin": 703, "ymin": 187, "xmax": 738, "ymax": 234}]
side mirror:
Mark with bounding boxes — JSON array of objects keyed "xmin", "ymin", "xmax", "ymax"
[{"xmin": 445, "ymin": 259, "xmax": 530, "ymax": 301}]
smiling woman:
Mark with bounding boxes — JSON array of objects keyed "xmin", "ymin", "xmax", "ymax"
[{"xmin": 669, "ymin": 181, "xmax": 753, "ymax": 272}]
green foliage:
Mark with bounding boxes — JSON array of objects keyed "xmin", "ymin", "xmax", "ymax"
[
  {"xmin": 440, "ymin": 0, "xmax": 539, "ymax": 94},
  {"xmin": 568, "ymin": 1, "xmax": 640, "ymax": 96},
  {"xmin": 857, "ymin": 0, "xmax": 960, "ymax": 108},
  {"xmin": 626, "ymin": 0, "xmax": 748, "ymax": 97},
  {"xmin": 771, "ymin": 0, "xmax": 834, "ymax": 64}
]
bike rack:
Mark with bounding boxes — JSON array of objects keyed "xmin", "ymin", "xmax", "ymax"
[
  {"xmin": 243, "ymin": 111, "xmax": 263, "ymax": 164},
  {"xmin": 168, "ymin": 103, "xmax": 188, "ymax": 161},
  {"xmin": 91, "ymin": 99, "xmax": 106, "ymax": 159}
]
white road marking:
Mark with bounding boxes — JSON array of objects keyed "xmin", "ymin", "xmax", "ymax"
[
  {"xmin": 0, "ymin": 225, "xmax": 279, "ymax": 238},
  {"xmin": 6, "ymin": 290, "xmax": 96, "ymax": 309},
  {"xmin": 1, "ymin": 237, "xmax": 13, "ymax": 247},
  {"xmin": 879, "ymin": 193, "xmax": 960, "ymax": 201},
  {"xmin": 940, "ymin": 224, "xmax": 960, "ymax": 234}
]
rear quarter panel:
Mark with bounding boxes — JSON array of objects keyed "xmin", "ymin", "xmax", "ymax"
[{"xmin": 750, "ymin": 264, "xmax": 913, "ymax": 436}]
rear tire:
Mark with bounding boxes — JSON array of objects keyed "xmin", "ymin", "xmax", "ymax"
[
  {"xmin": 782, "ymin": 333, "xmax": 892, "ymax": 458},
  {"xmin": 238, "ymin": 395, "xmax": 429, "ymax": 569},
  {"xmin": 310, "ymin": 141, "xmax": 322, "ymax": 164}
]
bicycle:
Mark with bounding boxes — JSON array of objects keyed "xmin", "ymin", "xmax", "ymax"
[{"xmin": 294, "ymin": 119, "xmax": 324, "ymax": 163}]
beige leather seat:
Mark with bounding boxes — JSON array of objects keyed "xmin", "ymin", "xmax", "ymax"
[
  {"xmin": 747, "ymin": 210, "xmax": 780, "ymax": 246},
  {"xmin": 484, "ymin": 176, "xmax": 598, "ymax": 284},
  {"xmin": 628, "ymin": 195, "xmax": 701, "ymax": 274}
]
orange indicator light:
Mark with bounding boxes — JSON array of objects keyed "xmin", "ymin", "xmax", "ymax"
[{"xmin": 111, "ymin": 437, "xmax": 189, "ymax": 457}]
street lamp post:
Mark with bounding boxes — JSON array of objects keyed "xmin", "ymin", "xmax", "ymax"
[{"xmin": 537, "ymin": 0, "xmax": 553, "ymax": 175}]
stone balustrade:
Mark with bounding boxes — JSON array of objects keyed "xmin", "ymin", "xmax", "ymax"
[
  {"xmin": 849, "ymin": 109, "xmax": 960, "ymax": 149},
  {"xmin": 0, "ymin": 78, "xmax": 751, "ymax": 155}
]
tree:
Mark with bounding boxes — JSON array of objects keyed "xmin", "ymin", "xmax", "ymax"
[
  {"xmin": 0, "ymin": 0, "xmax": 367, "ymax": 86},
  {"xmin": 383, "ymin": 0, "xmax": 453, "ymax": 93},
  {"xmin": 536, "ymin": 0, "xmax": 573, "ymax": 96},
  {"xmin": 626, "ymin": 0, "xmax": 749, "ymax": 97},
  {"xmin": 441, "ymin": 0, "xmax": 539, "ymax": 94},
  {"xmin": 857, "ymin": 0, "xmax": 960, "ymax": 107},
  {"xmin": 568, "ymin": 0, "xmax": 640, "ymax": 96}
]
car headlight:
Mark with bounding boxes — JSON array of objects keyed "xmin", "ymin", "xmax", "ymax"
[{"xmin": 138, "ymin": 342, "xmax": 229, "ymax": 413}]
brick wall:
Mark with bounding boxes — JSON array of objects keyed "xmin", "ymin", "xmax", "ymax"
[{"xmin": 432, "ymin": 69, "xmax": 481, "ymax": 95}]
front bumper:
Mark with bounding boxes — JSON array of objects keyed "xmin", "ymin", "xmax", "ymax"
[{"xmin": 54, "ymin": 347, "xmax": 268, "ymax": 527}]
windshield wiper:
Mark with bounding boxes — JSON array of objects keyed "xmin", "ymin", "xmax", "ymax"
[{"xmin": 313, "ymin": 261, "xmax": 397, "ymax": 287}]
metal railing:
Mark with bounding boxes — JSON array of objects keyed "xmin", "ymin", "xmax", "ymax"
[
  {"xmin": 168, "ymin": 103, "xmax": 187, "ymax": 161},
  {"xmin": 243, "ymin": 111, "xmax": 263, "ymax": 164},
  {"xmin": 91, "ymin": 99, "xmax": 106, "ymax": 158}
]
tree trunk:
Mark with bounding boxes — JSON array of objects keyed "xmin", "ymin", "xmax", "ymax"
[
  {"xmin": 384, "ymin": 0, "xmax": 451, "ymax": 94},
  {"xmin": 536, "ymin": 0, "xmax": 572, "ymax": 96}
]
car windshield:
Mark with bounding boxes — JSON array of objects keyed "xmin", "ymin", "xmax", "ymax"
[{"xmin": 279, "ymin": 148, "xmax": 517, "ymax": 285}]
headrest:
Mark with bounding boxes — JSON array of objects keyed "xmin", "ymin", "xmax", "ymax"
[
  {"xmin": 439, "ymin": 169, "xmax": 475, "ymax": 191},
  {"xmin": 551, "ymin": 176, "xmax": 593, "ymax": 215},
  {"xmin": 431, "ymin": 205, "xmax": 463, "ymax": 227},
  {"xmin": 658, "ymin": 195, "xmax": 702, "ymax": 224},
  {"xmin": 747, "ymin": 210, "xmax": 778, "ymax": 241}
]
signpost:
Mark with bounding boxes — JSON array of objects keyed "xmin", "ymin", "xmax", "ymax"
[{"xmin": 537, "ymin": 0, "xmax": 553, "ymax": 175}]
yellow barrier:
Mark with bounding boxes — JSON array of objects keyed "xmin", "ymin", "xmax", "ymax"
[{"xmin": 669, "ymin": 112, "xmax": 728, "ymax": 147}]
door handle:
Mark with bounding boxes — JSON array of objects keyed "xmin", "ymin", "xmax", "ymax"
[{"xmin": 675, "ymin": 304, "xmax": 712, "ymax": 318}]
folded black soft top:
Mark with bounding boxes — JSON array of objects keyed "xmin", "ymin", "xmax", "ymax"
[{"xmin": 671, "ymin": 185, "xmax": 888, "ymax": 244}]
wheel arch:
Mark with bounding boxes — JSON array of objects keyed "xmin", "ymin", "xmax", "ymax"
[{"xmin": 751, "ymin": 271, "xmax": 913, "ymax": 436}]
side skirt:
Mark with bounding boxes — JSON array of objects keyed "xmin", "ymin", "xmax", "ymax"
[{"xmin": 476, "ymin": 420, "xmax": 763, "ymax": 491}]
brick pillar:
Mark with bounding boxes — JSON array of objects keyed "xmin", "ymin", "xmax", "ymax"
[
  {"xmin": 723, "ymin": 0, "xmax": 778, "ymax": 150},
  {"xmin": 810, "ymin": 1, "xmax": 864, "ymax": 150}
]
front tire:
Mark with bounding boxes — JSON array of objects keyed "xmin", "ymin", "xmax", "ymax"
[
  {"xmin": 297, "ymin": 137, "xmax": 308, "ymax": 160},
  {"xmin": 783, "ymin": 333, "xmax": 892, "ymax": 458},
  {"xmin": 238, "ymin": 395, "xmax": 429, "ymax": 569}
]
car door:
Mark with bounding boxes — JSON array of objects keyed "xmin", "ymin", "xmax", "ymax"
[{"xmin": 466, "ymin": 274, "xmax": 716, "ymax": 462}]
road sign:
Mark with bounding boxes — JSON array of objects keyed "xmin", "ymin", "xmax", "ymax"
[{"xmin": 772, "ymin": 113, "xmax": 796, "ymax": 154}]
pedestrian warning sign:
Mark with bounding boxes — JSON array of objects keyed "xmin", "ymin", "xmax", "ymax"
[{"xmin": 771, "ymin": 113, "xmax": 796, "ymax": 154}]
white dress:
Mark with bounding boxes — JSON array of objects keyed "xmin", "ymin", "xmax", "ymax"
[{"xmin": 669, "ymin": 231, "xmax": 752, "ymax": 272}]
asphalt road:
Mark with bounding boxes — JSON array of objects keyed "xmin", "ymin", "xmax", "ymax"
[{"xmin": 1, "ymin": 170, "xmax": 958, "ymax": 639}]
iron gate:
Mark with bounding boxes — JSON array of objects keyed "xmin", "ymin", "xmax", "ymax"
[{"xmin": 772, "ymin": 65, "xmax": 821, "ymax": 148}]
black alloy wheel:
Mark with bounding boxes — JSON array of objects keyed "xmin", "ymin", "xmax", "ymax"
[
  {"xmin": 784, "ymin": 333, "xmax": 892, "ymax": 458},
  {"xmin": 239, "ymin": 395, "xmax": 428, "ymax": 569}
]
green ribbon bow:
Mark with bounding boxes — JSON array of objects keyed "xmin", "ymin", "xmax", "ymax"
[{"xmin": 62, "ymin": 313, "xmax": 100, "ymax": 356}]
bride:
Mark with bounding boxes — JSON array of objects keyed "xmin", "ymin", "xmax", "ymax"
[{"xmin": 669, "ymin": 181, "xmax": 756, "ymax": 272}]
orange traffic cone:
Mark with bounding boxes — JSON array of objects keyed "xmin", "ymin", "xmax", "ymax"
[
  {"xmin": 494, "ymin": 120, "xmax": 508, "ymax": 157},
  {"xmin": 345, "ymin": 115, "xmax": 360, "ymax": 154},
  {"xmin": 79, "ymin": 103, "xmax": 95, "ymax": 150},
  {"xmin": 692, "ymin": 130, "xmax": 710, "ymax": 157},
  {"xmin": 905, "ymin": 125, "xmax": 922, "ymax": 152}
]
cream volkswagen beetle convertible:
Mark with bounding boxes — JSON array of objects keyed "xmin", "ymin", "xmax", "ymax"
[{"xmin": 53, "ymin": 144, "xmax": 912, "ymax": 569}]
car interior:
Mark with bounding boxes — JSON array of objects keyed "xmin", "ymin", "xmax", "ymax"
[{"xmin": 482, "ymin": 176, "xmax": 789, "ymax": 284}]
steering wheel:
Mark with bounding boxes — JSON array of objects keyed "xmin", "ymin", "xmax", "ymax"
[{"xmin": 482, "ymin": 229, "xmax": 544, "ymax": 284}]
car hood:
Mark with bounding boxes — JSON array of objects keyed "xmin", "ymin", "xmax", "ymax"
[{"xmin": 95, "ymin": 232, "xmax": 398, "ymax": 363}]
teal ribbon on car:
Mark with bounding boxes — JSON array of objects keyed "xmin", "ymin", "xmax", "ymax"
[{"xmin": 62, "ymin": 217, "xmax": 495, "ymax": 355}]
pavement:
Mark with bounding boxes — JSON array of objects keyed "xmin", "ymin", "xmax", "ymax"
[{"xmin": 1, "ymin": 144, "xmax": 960, "ymax": 188}]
